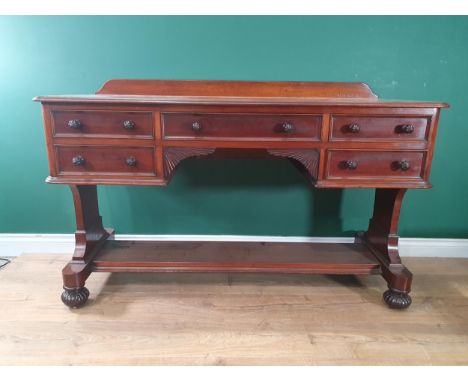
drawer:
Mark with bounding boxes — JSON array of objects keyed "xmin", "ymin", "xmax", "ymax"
[
  {"xmin": 326, "ymin": 151, "xmax": 424, "ymax": 179},
  {"xmin": 330, "ymin": 115, "xmax": 429, "ymax": 141},
  {"xmin": 56, "ymin": 146, "xmax": 156, "ymax": 175},
  {"xmin": 162, "ymin": 113, "xmax": 321, "ymax": 140},
  {"xmin": 52, "ymin": 110, "xmax": 153, "ymax": 137}
]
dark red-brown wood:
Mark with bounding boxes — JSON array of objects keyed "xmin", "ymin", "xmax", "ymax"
[
  {"xmin": 326, "ymin": 150, "xmax": 424, "ymax": 180},
  {"xmin": 360, "ymin": 188, "xmax": 414, "ymax": 309},
  {"xmin": 56, "ymin": 146, "xmax": 156, "ymax": 176},
  {"xmin": 162, "ymin": 113, "xmax": 321, "ymax": 140},
  {"xmin": 330, "ymin": 115, "xmax": 429, "ymax": 141},
  {"xmin": 95, "ymin": 79, "xmax": 379, "ymax": 99},
  {"xmin": 34, "ymin": 80, "xmax": 448, "ymax": 309},
  {"xmin": 51, "ymin": 109, "xmax": 154, "ymax": 138},
  {"xmin": 61, "ymin": 185, "xmax": 113, "ymax": 308},
  {"xmin": 92, "ymin": 241, "xmax": 380, "ymax": 274}
]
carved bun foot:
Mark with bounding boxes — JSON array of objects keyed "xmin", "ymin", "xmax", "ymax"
[
  {"xmin": 383, "ymin": 288, "xmax": 412, "ymax": 309},
  {"xmin": 61, "ymin": 286, "xmax": 90, "ymax": 308}
]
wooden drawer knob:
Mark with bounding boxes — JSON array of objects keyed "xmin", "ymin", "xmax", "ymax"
[
  {"xmin": 344, "ymin": 160, "xmax": 358, "ymax": 169},
  {"xmin": 281, "ymin": 122, "xmax": 294, "ymax": 133},
  {"xmin": 125, "ymin": 156, "xmax": 137, "ymax": 167},
  {"xmin": 68, "ymin": 119, "xmax": 82, "ymax": 129},
  {"xmin": 72, "ymin": 155, "xmax": 85, "ymax": 166},
  {"xmin": 399, "ymin": 124, "xmax": 415, "ymax": 134},
  {"xmin": 123, "ymin": 120, "xmax": 135, "ymax": 130},
  {"xmin": 347, "ymin": 124, "xmax": 360, "ymax": 133},
  {"xmin": 192, "ymin": 121, "xmax": 202, "ymax": 132},
  {"xmin": 395, "ymin": 160, "xmax": 410, "ymax": 171}
]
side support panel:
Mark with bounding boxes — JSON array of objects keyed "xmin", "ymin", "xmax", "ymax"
[
  {"xmin": 361, "ymin": 188, "xmax": 413, "ymax": 309},
  {"xmin": 61, "ymin": 185, "xmax": 113, "ymax": 308}
]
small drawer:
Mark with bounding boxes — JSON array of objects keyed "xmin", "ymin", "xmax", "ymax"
[
  {"xmin": 326, "ymin": 150, "xmax": 424, "ymax": 179},
  {"xmin": 330, "ymin": 115, "xmax": 429, "ymax": 141},
  {"xmin": 56, "ymin": 146, "xmax": 156, "ymax": 175},
  {"xmin": 52, "ymin": 110, "xmax": 153, "ymax": 137},
  {"xmin": 162, "ymin": 113, "xmax": 321, "ymax": 140}
]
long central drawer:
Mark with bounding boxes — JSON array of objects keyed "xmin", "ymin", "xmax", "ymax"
[{"xmin": 162, "ymin": 113, "xmax": 322, "ymax": 140}]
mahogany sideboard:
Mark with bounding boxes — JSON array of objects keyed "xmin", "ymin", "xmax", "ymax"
[{"xmin": 34, "ymin": 79, "xmax": 448, "ymax": 309}]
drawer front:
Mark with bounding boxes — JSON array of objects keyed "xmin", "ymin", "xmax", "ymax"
[
  {"xmin": 52, "ymin": 110, "xmax": 153, "ymax": 137},
  {"xmin": 162, "ymin": 113, "xmax": 321, "ymax": 140},
  {"xmin": 56, "ymin": 146, "xmax": 156, "ymax": 175},
  {"xmin": 330, "ymin": 115, "xmax": 429, "ymax": 141},
  {"xmin": 326, "ymin": 151, "xmax": 424, "ymax": 179}
]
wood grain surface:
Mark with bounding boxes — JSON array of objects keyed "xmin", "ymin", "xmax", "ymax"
[
  {"xmin": 91, "ymin": 241, "xmax": 380, "ymax": 274},
  {"xmin": 37, "ymin": 80, "xmax": 446, "ymax": 189},
  {"xmin": 1, "ymin": 253, "xmax": 467, "ymax": 365}
]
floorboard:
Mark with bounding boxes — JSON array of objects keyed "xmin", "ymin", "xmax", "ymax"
[{"xmin": 0, "ymin": 253, "xmax": 467, "ymax": 365}]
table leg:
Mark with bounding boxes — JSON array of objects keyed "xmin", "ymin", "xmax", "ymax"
[
  {"xmin": 61, "ymin": 185, "xmax": 113, "ymax": 308},
  {"xmin": 361, "ymin": 188, "xmax": 413, "ymax": 309}
]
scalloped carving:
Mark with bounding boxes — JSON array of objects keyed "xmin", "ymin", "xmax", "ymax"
[
  {"xmin": 383, "ymin": 289, "xmax": 412, "ymax": 309},
  {"xmin": 267, "ymin": 149, "xmax": 319, "ymax": 180},
  {"xmin": 164, "ymin": 147, "xmax": 216, "ymax": 178},
  {"xmin": 61, "ymin": 286, "xmax": 90, "ymax": 308}
]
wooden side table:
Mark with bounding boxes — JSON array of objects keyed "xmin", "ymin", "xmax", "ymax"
[{"xmin": 34, "ymin": 80, "xmax": 448, "ymax": 309}]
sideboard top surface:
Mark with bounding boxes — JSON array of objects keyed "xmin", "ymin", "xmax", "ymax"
[{"xmin": 33, "ymin": 79, "xmax": 449, "ymax": 108}]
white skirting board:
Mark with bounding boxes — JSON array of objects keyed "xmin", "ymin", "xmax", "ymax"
[{"xmin": 0, "ymin": 233, "xmax": 467, "ymax": 258}]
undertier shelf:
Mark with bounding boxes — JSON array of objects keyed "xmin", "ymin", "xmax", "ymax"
[{"xmin": 92, "ymin": 240, "xmax": 381, "ymax": 274}]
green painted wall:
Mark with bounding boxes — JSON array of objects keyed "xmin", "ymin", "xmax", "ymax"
[{"xmin": 0, "ymin": 16, "xmax": 467, "ymax": 238}]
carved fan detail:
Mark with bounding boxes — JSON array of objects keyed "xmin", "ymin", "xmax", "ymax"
[
  {"xmin": 164, "ymin": 147, "xmax": 216, "ymax": 178},
  {"xmin": 267, "ymin": 149, "xmax": 320, "ymax": 180}
]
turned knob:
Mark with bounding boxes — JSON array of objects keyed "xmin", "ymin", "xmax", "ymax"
[
  {"xmin": 192, "ymin": 121, "xmax": 202, "ymax": 132},
  {"xmin": 72, "ymin": 155, "xmax": 85, "ymax": 166},
  {"xmin": 123, "ymin": 120, "xmax": 135, "ymax": 130},
  {"xmin": 395, "ymin": 160, "xmax": 410, "ymax": 171},
  {"xmin": 399, "ymin": 124, "xmax": 415, "ymax": 134},
  {"xmin": 68, "ymin": 119, "xmax": 82, "ymax": 129},
  {"xmin": 344, "ymin": 160, "xmax": 358, "ymax": 170},
  {"xmin": 125, "ymin": 156, "xmax": 137, "ymax": 167},
  {"xmin": 347, "ymin": 124, "xmax": 360, "ymax": 133},
  {"xmin": 281, "ymin": 122, "xmax": 294, "ymax": 133}
]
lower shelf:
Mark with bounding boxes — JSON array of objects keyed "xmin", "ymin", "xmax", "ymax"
[{"xmin": 92, "ymin": 240, "xmax": 381, "ymax": 275}]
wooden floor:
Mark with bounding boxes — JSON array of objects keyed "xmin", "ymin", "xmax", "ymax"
[{"xmin": 1, "ymin": 253, "xmax": 468, "ymax": 365}]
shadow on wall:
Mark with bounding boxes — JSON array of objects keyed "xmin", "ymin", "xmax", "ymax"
[
  {"xmin": 101, "ymin": 157, "xmax": 371, "ymax": 236},
  {"xmin": 178, "ymin": 156, "xmax": 348, "ymax": 237},
  {"xmin": 311, "ymin": 188, "xmax": 345, "ymax": 236}
]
